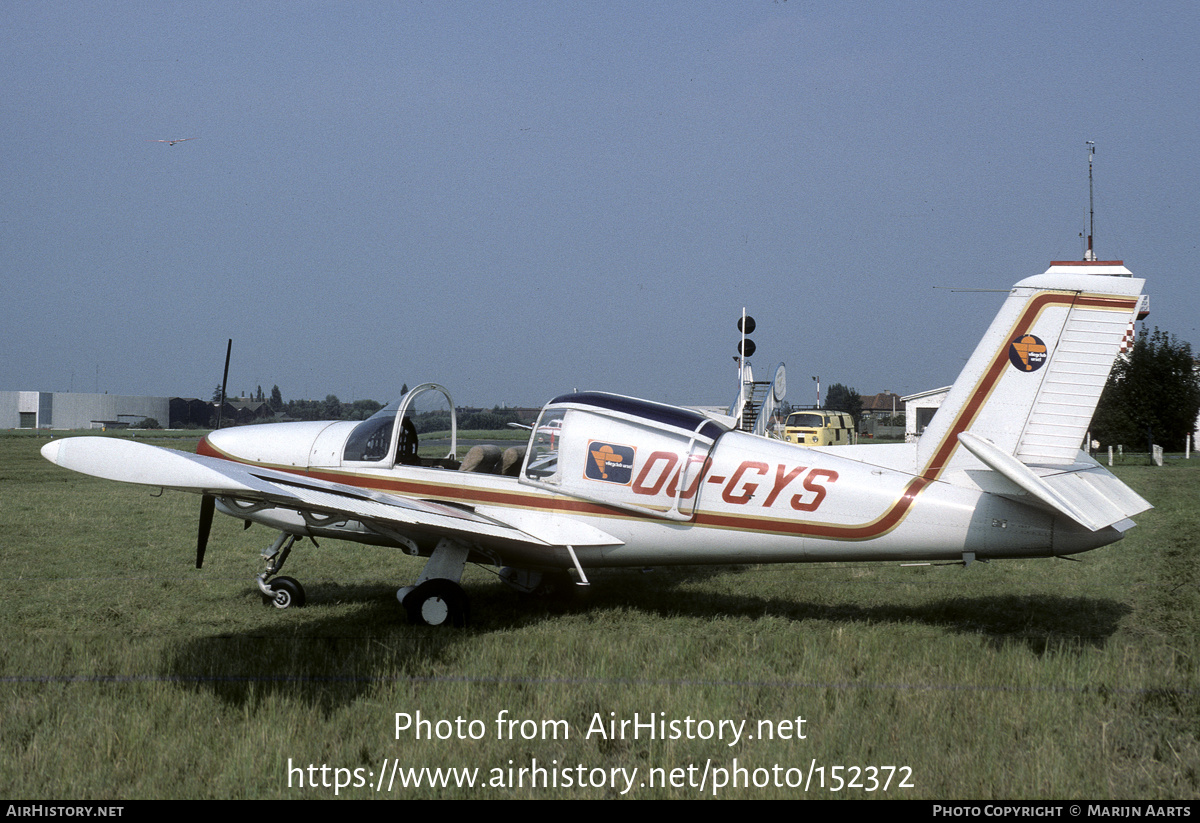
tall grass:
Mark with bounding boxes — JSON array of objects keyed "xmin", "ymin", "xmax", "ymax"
[{"xmin": 1, "ymin": 433, "xmax": 1197, "ymax": 798}]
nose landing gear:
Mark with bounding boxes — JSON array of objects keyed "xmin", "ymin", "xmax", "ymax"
[{"xmin": 256, "ymin": 533, "xmax": 308, "ymax": 609}]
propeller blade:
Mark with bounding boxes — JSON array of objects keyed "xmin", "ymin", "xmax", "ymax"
[
  {"xmin": 215, "ymin": 339, "xmax": 232, "ymax": 430},
  {"xmin": 197, "ymin": 494, "xmax": 215, "ymax": 569}
]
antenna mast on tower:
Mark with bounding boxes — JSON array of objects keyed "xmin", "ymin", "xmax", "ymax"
[{"xmin": 1084, "ymin": 141, "xmax": 1096, "ymax": 260}]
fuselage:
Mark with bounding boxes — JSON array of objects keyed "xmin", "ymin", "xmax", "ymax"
[{"xmin": 199, "ymin": 415, "xmax": 1121, "ymax": 572}]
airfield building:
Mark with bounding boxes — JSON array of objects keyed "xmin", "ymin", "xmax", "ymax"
[
  {"xmin": 0, "ymin": 391, "xmax": 170, "ymax": 430},
  {"xmin": 902, "ymin": 386, "xmax": 952, "ymax": 443}
]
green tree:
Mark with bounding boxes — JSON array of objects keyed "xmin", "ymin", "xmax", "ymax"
[
  {"xmin": 460, "ymin": 408, "xmax": 519, "ymax": 430},
  {"xmin": 1091, "ymin": 326, "xmax": 1200, "ymax": 451},
  {"xmin": 270, "ymin": 385, "xmax": 283, "ymax": 412},
  {"xmin": 349, "ymin": 399, "xmax": 383, "ymax": 420},
  {"xmin": 824, "ymin": 383, "xmax": 863, "ymax": 425}
]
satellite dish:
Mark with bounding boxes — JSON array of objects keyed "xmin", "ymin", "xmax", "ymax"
[{"xmin": 772, "ymin": 362, "xmax": 787, "ymax": 402}]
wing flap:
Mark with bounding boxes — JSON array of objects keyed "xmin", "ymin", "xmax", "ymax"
[{"xmin": 473, "ymin": 505, "xmax": 623, "ymax": 547}]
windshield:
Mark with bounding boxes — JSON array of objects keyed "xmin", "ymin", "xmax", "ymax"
[
  {"xmin": 344, "ymin": 403, "xmax": 399, "ymax": 462},
  {"xmin": 787, "ymin": 413, "xmax": 825, "ymax": 428},
  {"xmin": 523, "ymin": 410, "xmax": 564, "ymax": 480}
]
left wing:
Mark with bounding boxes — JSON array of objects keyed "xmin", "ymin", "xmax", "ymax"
[{"xmin": 41, "ymin": 437, "xmax": 621, "ymax": 550}]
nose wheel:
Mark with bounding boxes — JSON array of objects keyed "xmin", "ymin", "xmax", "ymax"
[
  {"xmin": 261, "ymin": 575, "xmax": 306, "ymax": 609},
  {"xmin": 255, "ymin": 533, "xmax": 308, "ymax": 609}
]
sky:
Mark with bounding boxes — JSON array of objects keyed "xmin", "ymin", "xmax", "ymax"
[{"xmin": 3, "ymin": 2, "xmax": 1198, "ymax": 410}]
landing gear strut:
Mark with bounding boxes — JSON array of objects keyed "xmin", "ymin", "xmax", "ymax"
[{"xmin": 256, "ymin": 533, "xmax": 307, "ymax": 608}]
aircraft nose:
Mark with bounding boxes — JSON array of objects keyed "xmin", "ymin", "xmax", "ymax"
[
  {"xmin": 196, "ymin": 433, "xmax": 216, "ymax": 457},
  {"xmin": 202, "ymin": 426, "xmax": 269, "ymax": 463},
  {"xmin": 198, "ymin": 429, "xmax": 232, "ymax": 459},
  {"xmin": 199, "ymin": 420, "xmax": 333, "ymax": 469}
]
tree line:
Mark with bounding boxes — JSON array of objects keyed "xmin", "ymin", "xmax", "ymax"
[{"xmin": 217, "ymin": 383, "xmax": 524, "ymax": 430}]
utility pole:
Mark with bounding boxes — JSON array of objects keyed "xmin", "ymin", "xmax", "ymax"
[{"xmin": 1084, "ymin": 141, "xmax": 1096, "ymax": 260}]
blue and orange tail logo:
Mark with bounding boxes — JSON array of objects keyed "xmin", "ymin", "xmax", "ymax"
[
  {"xmin": 1008, "ymin": 333, "xmax": 1047, "ymax": 372},
  {"xmin": 585, "ymin": 441, "xmax": 635, "ymax": 484}
]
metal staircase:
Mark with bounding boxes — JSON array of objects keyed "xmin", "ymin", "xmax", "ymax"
[{"xmin": 738, "ymin": 380, "xmax": 773, "ymax": 433}]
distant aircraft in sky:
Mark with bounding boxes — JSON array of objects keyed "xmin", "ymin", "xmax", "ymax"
[{"xmin": 147, "ymin": 138, "xmax": 198, "ymax": 146}]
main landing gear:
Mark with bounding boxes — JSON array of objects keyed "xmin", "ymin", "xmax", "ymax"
[
  {"xmin": 398, "ymin": 578, "xmax": 469, "ymax": 627},
  {"xmin": 256, "ymin": 533, "xmax": 308, "ymax": 609},
  {"xmin": 251, "ymin": 531, "xmax": 471, "ymax": 626},
  {"xmin": 396, "ymin": 537, "xmax": 471, "ymax": 627}
]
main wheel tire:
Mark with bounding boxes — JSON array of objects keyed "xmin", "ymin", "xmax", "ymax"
[
  {"xmin": 403, "ymin": 579, "xmax": 468, "ymax": 627},
  {"xmin": 262, "ymin": 576, "xmax": 306, "ymax": 609}
]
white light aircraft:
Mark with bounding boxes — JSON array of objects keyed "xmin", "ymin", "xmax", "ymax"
[{"xmin": 42, "ymin": 261, "xmax": 1151, "ymax": 627}]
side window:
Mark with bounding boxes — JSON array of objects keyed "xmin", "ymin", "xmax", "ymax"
[{"xmin": 524, "ymin": 410, "xmax": 565, "ymax": 481}]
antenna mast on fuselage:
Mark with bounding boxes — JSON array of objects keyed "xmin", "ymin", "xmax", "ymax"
[{"xmin": 1084, "ymin": 141, "xmax": 1096, "ymax": 260}]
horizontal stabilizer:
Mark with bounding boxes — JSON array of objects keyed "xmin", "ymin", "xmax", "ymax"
[
  {"xmin": 1032, "ymin": 461, "xmax": 1152, "ymax": 528},
  {"xmin": 958, "ymin": 432, "xmax": 1151, "ymax": 531}
]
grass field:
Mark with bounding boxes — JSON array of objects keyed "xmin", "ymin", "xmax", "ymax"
[{"xmin": 2, "ymin": 431, "xmax": 1197, "ymax": 799}]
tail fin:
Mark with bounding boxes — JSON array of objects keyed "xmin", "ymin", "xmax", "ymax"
[{"xmin": 918, "ymin": 262, "xmax": 1145, "ymax": 475}]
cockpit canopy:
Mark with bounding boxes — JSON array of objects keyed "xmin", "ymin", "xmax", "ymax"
[
  {"xmin": 520, "ymin": 392, "xmax": 729, "ymax": 521},
  {"xmin": 343, "ymin": 383, "xmax": 457, "ymax": 467}
]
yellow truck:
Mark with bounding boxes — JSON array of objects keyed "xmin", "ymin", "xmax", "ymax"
[{"xmin": 781, "ymin": 410, "xmax": 855, "ymax": 446}]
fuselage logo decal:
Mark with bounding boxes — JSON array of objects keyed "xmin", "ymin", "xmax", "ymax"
[
  {"xmin": 585, "ymin": 441, "xmax": 635, "ymax": 484},
  {"xmin": 1008, "ymin": 333, "xmax": 1047, "ymax": 372}
]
